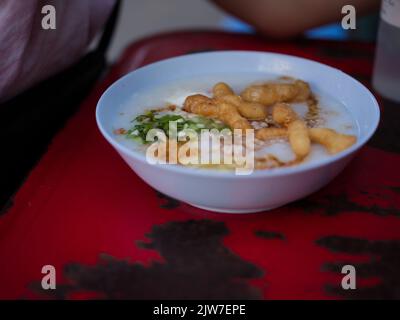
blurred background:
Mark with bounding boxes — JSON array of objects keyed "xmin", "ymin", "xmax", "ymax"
[
  {"xmin": 108, "ymin": 0, "xmax": 378, "ymax": 61},
  {"xmin": 108, "ymin": 0, "xmax": 223, "ymax": 60}
]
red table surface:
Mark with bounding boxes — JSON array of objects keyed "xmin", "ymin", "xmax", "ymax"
[{"xmin": 1, "ymin": 31, "xmax": 400, "ymax": 300}]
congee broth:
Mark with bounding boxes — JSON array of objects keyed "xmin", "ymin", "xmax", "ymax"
[{"xmin": 113, "ymin": 73, "xmax": 358, "ymax": 171}]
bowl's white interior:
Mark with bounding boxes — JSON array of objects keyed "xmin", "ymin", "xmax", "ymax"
[{"xmin": 97, "ymin": 51, "xmax": 380, "ymax": 176}]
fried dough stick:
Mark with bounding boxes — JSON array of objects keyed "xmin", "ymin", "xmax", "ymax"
[
  {"xmin": 241, "ymin": 80, "xmax": 311, "ymax": 105},
  {"xmin": 272, "ymin": 103, "xmax": 298, "ymax": 126},
  {"xmin": 212, "ymin": 82, "xmax": 268, "ymax": 120},
  {"xmin": 218, "ymin": 101, "xmax": 252, "ymax": 130},
  {"xmin": 213, "ymin": 82, "xmax": 234, "ymax": 97},
  {"xmin": 309, "ymin": 128, "xmax": 356, "ymax": 154},
  {"xmin": 271, "ymin": 103, "xmax": 311, "ymax": 159},
  {"xmin": 183, "ymin": 94, "xmax": 218, "ymax": 117},
  {"xmin": 183, "ymin": 94, "xmax": 252, "ymax": 130},
  {"xmin": 292, "ymin": 80, "xmax": 312, "ymax": 102},
  {"xmin": 255, "ymin": 127, "xmax": 287, "ymax": 140},
  {"xmin": 288, "ymin": 120, "xmax": 311, "ymax": 159}
]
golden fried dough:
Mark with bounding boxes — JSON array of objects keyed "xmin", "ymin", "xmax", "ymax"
[
  {"xmin": 216, "ymin": 95, "xmax": 267, "ymax": 120},
  {"xmin": 183, "ymin": 94, "xmax": 219, "ymax": 117},
  {"xmin": 216, "ymin": 94, "xmax": 242, "ymax": 105},
  {"xmin": 255, "ymin": 128, "xmax": 287, "ymax": 140},
  {"xmin": 288, "ymin": 120, "xmax": 311, "ymax": 159},
  {"xmin": 183, "ymin": 94, "xmax": 251, "ymax": 130},
  {"xmin": 309, "ymin": 128, "xmax": 356, "ymax": 154},
  {"xmin": 241, "ymin": 83, "xmax": 295, "ymax": 105},
  {"xmin": 236, "ymin": 101, "xmax": 267, "ymax": 120},
  {"xmin": 213, "ymin": 82, "xmax": 234, "ymax": 98},
  {"xmin": 212, "ymin": 82, "xmax": 268, "ymax": 120},
  {"xmin": 272, "ymin": 103, "xmax": 298, "ymax": 126},
  {"xmin": 241, "ymin": 80, "xmax": 311, "ymax": 105},
  {"xmin": 217, "ymin": 101, "xmax": 253, "ymax": 130},
  {"xmin": 292, "ymin": 80, "xmax": 311, "ymax": 102}
]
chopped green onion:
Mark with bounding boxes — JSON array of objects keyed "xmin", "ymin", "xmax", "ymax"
[{"xmin": 123, "ymin": 110, "xmax": 230, "ymax": 144}]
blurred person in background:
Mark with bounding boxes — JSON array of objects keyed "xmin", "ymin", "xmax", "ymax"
[
  {"xmin": 0, "ymin": 0, "xmax": 116, "ymax": 102},
  {"xmin": 0, "ymin": 0, "xmax": 380, "ymax": 208},
  {"xmin": 214, "ymin": 0, "xmax": 379, "ymax": 39},
  {"xmin": 0, "ymin": 0, "xmax": 380, "ymax": 102}
]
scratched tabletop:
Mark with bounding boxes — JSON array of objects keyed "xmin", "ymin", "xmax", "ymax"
[{"xmin": 0, "ymin": 31, "xmax": 399, "ymax": 300}]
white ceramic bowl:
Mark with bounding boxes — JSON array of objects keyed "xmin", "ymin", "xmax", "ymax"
[{"xmin": 96, "ymin": 51, "xmax": 380, "ymax": 213}]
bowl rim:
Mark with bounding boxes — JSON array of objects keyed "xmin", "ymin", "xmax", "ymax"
[{"xmin": 96, "ymin": 50, "xmax": 380, "ymax": 179}]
